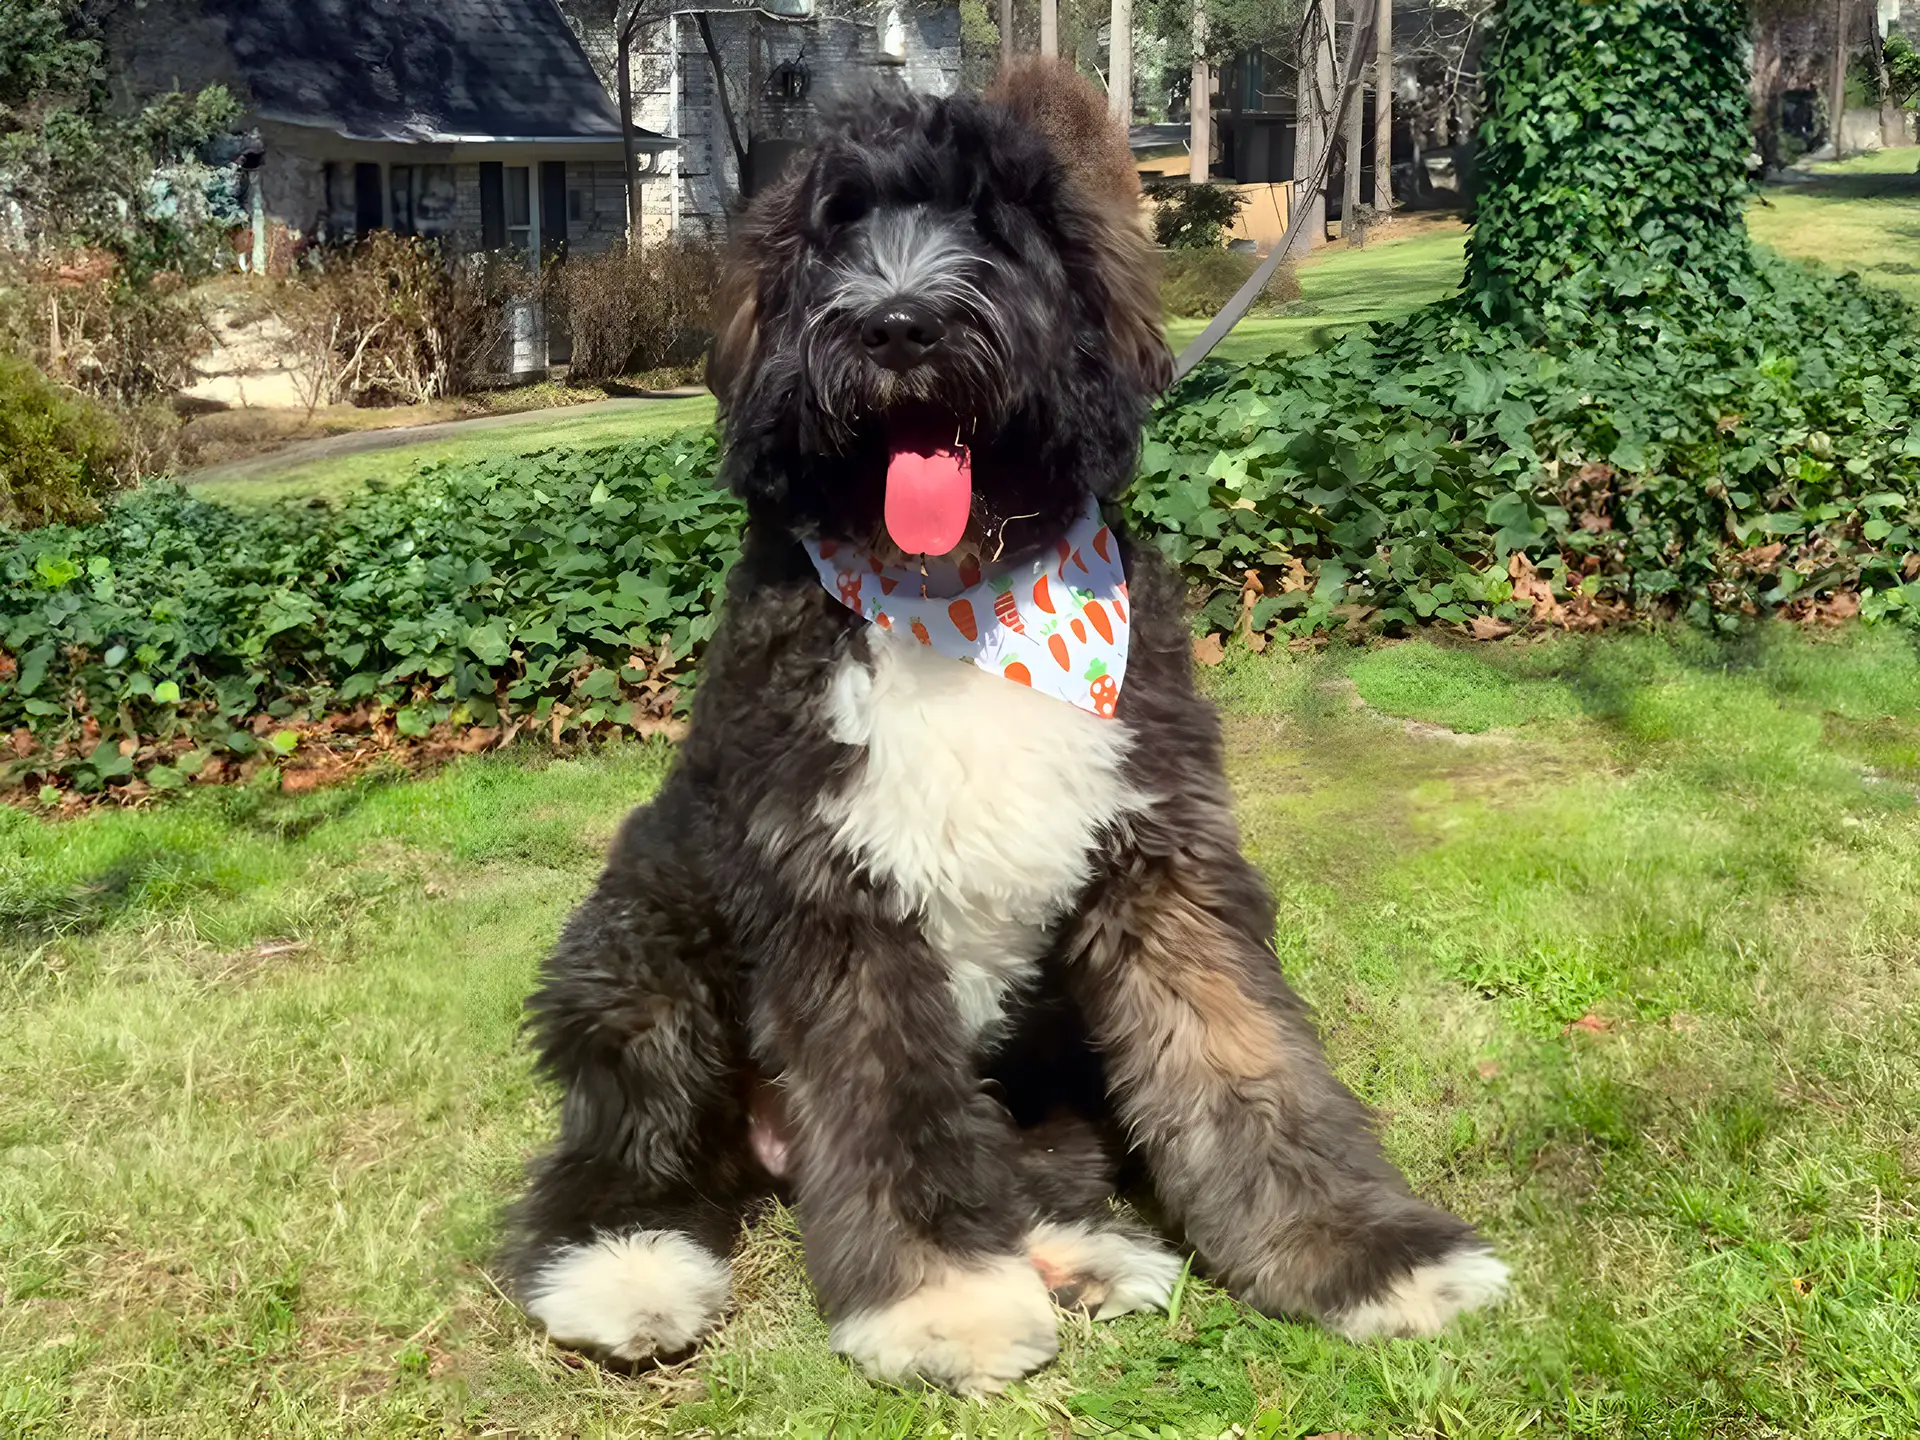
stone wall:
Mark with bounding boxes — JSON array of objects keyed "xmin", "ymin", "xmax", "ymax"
[{"xmin": 634, "ymin": 4, "xmax": 963, "ymax": 243}]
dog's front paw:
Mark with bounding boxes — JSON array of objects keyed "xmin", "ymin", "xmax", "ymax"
[
  {"xmin": 522, "ymin": 1229, "xmax": 731, "ymax": 1364},
  {"xmin": 831, "ymin": 1254, "xmax": 1059, "ymax": 1396}
]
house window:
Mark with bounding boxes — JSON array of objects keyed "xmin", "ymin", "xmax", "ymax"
[
  {"xmin": 505, "ymin": 166, "xmax": 533, "ymax": 255},
  {"xmin": 354, "ymin": 162, "xmax": 383, "ymax": 234},
  {"xmin": 415, "ymin": 165, "xmax": 457, "ymax": 237},
  {"xmin": 569, "ymin": 187, "xmax": 587, "ymax": 223},
  {"xmin": 389, "ymin": 164, "xmax": 415, "ymax": 235}
]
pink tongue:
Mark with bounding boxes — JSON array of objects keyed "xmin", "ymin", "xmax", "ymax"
[{"xmin": 884, "ymin": 445, "xmax": 973, "ymax": 556}]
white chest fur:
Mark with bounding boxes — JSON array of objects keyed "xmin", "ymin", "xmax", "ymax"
[{"xmin": 820, "ymin": 631, "xmax": 1142, "ymax": 1042}]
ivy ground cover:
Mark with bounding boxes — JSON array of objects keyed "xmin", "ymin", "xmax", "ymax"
[{"xmin": 3, "ymin": 628, "xmax": 1916, "ymax": 1438}]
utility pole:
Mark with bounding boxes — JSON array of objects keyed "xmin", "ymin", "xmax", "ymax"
[
  {"xmin": 1001, "ymin": 0, "xmax": 1013, "ymax": 67},
  {"xmin": 1110, "ymin": 0, "xmax": 1134, "ymax": 125},
  {"xmin": 1041, "ymin": 0, "xmax": 1058, "ymax": 57},
  {"xmin": 1374, "ymin": 0, "xmax": 1392, "ymax": 212},
  {"xmin": 1829, "ymin": 0, "xmax": 1848, "ymax": 160},
  {"xmin": 1190, "ymin": 2, "xmax": 1210, "ymax": 183}
]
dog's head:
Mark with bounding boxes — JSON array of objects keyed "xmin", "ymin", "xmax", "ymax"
[{"xmin": 708, "ymin": 59, "xmax": 1169, "ymax": 559}]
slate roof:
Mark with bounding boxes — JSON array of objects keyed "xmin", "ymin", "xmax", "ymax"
[{"xmin": 207, "ymin": 0, "xmax": 667, "ymax": 145}]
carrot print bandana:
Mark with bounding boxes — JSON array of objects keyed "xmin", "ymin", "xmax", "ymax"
[{"xmin": 804, "ymin": 497, "xmax": 1131, "ymax": 718}]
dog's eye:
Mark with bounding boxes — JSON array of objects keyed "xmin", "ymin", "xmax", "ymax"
[{"xmin": 817, "ymin": 187, "xmax": 871, "ymax": 232}]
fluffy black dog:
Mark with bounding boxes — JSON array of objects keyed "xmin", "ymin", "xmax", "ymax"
[{"xmin": 503, "ymin": 61, "xmax": 1506, "ymax": 1395}]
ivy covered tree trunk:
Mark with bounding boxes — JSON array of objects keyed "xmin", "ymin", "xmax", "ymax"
[{"xmin": 1463, "ymin": 0, "xmax": 1754, "ymax": 324}]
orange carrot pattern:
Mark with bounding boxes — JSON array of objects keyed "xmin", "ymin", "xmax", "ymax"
[
  {"xmin": 801, "ymin": 497, "xmax": 1127, "ymax": 718},
  {"xmin": 992, "ymin": 576, "xmax": 1024, "ymax": 634}
]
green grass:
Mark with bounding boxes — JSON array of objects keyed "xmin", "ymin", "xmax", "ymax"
[
  {"xmin": 186, "ymin": 395, "xmax": 719, "ymax": 507},
  {"xmin": 5, "ymin": 624, "xmax": 1918, "ymax": 1438},
  {"xmin": 1164, "ymin": 220, "xmax": 1468, "ymax": 363},
  {"xmin": 1750, "ymin": 146, "xmax": 1920, "ymax": 305}
]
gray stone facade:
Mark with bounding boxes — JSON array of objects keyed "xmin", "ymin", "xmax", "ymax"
[{"xmin": 633, "ymin": 4, "xmax": 963, "ymax": 243}]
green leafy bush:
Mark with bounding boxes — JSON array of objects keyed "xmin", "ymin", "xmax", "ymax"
[
  {"xmin": 1466, "ymin": 0, "xmax": 1754, "ymax": 325},
  {"xmin": 10, "ymin": 247, "xmax": 1920, "ymax": 797},
  {"xmin": 1147, "ymin": 181, "xmax": 1248, "ymax": 250},
  {"xmin": 1128, "ymin": 251, "xmax": 1920, "ymax": 639},
  {"xmin": 1158, "ymin": 248, "xmax": 1301, "ymax": 320},
  {"xmin": 0, "ymin": 429, "xmax": 736, "ymax": 791},
  {"xmin": 0, "ymin": 353, "xmax": 120, "ymax": 529}
]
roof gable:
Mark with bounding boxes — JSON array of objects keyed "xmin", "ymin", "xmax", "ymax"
[{"xmin": 208, "ymin": 0, "xmax": 634, "ymax": 143}]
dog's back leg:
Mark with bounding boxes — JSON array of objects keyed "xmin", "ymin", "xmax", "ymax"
[
  {"xmin": 1013, "ymin": 1116, "xmax": 1184, "ymax": 1320},
  {"xmin": 501, "ymin": 800, "xmax": 763, "ymax": 1366},
  {"xmin": 994, "ymin": 999, "xmax": 1184, "ymax": 1321}
]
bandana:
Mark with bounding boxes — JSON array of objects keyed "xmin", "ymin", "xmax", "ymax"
[{"xmin": 804, "ymin": 497, "xmax": 1131, "ymax": 718}]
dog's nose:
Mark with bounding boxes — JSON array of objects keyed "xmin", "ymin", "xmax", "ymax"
[{"xmin": 861, "ymin": 302, "xmax": 945, "ymax": 371}]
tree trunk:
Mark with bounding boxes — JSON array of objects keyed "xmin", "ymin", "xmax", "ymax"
[
  {"xmin": 1041, "ymin": 0, "xmax": 1058, "ymax": 58},
  {"xmin": 1001, "ymin": 0, "xmax": 1014, "ymax": 67},
  {"xmin": 1829, "ymin": 0, "xmax": 1848, "ymax": 159},
  {"xmin": 1289, "ymin": 0, "xmax": 1337, "ymax": 255},
  {"xmin": 1373, "ymin": 0, "xmax": 1392, "ymax": 211},
  {"xmin": 1109, "ymin": 0, "xmax": 1133, "ymax": 124},
  {"xmin": 617, "ymin": 20, "xmax": 643, "ymax": 249},
  {"xmin": 1865, "ymin": 3, "xmax": 1899, "ymax": 144},
  {"xmin": 1190, "ymin": 2, "xmax": 1210, "ymax": 183},
  {"xmin": 1342, "ymin": 30, "xmax": 1364, "ymax": 243}
]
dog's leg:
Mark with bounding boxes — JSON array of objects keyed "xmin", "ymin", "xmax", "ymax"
[
  {"xmin": 1064, "ymin": 838, "xmax": 1509, "ymax": 1338},
  {"xmin": 751, "ymin": 917, "xmax": 1058, "ymax": 1397},
  {"xmin": 502, "ymin": 807, "xmax": 761, "ymax": 1367}
]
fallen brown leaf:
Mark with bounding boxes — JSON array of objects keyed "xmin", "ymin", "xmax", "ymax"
[
  {"xmin": 1469, "ymin": 615, "xmax": 1513, "ymax": 640},
  {"xmin": 1563, "ymin": 1013, "xmax": 1615, "ymax": 1036},
  {"xmin": 1475, "ymin": 1058, "xmax": 1502, "ymax": 1080},
  {"xmin": 1508, "ymin": 552, "xmax": 1563, "ymax": 622},
  {"xmin": 632, "ymin": 717, "xmax": 691, "ymax": 742},
  {"xmin": 280, "ymin": 769, "xmax": 322, "ymax": 794},
  {"xmin": 1192, "ymin": 634, "xmax": 1226, "ymax": 667}
]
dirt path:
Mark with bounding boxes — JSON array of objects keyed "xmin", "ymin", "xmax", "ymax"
[{"xmin": 184, "ymin": 390, "xmax": 708, "ymax": 485}]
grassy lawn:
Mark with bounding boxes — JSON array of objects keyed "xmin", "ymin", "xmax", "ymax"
[
  {"xmin": 5, "ymin": 625, "xmax": 1917, "ymax": 1438},
  {"xmin": 1163, "ymin": 217, "xmax": 1468, "ymax": 364},
  {"xmin": 186, "ymin": 396, "xmax": 719, "ymax": 507},
  {"xmin": 1749, "ymin": 147, "xmax": 1920, "ymax": 306}
]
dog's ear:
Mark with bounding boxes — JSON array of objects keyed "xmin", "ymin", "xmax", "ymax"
[
  {"xmin": 707, "ymin": 169, "xmax": 811, "ymax": 413},
  {"xmin": 985, "ymin": 58, "xmax": 1171, "ymax": 400},
  {"xmin": 986, "ymin": 56, "xmax": 1140, "ymax": 207},
  {"xmin": 705, "ymin": 262, "xmax": 758, "ymax": 415}
]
